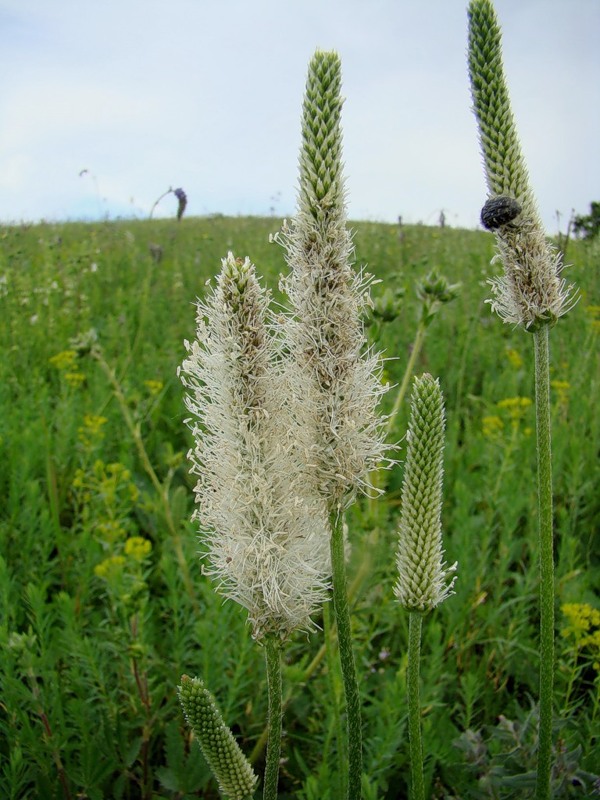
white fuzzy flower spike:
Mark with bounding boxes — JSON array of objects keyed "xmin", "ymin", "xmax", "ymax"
[
  {"xmin": 278, "ymin": 50, "xmax": 388, "ymax": 508},
  {"xmin": 179, "ymin": 252, "xmax": 330, "ymax": 640},
  {"xmin": 395, "ymin": 374, "xmax": 457, "ymax": 612}
]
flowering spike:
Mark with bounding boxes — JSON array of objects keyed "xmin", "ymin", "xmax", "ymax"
[
  {"xmin": 278, "ymin": 50, "xmax": 388, "ymax": 507},
  {"xmin": 178, "ymin": 252, "xmax": 330, "ymax": 640},
  {"xmin": 394, "ymin": 374, "xmax": 456, "ymax": 612},
  {"xmin": 467, "ymin": 0, "xmax": 576, "ymax": 330},
  {"xmin": 178, "ymin": 675, "xmax": 258, "ymax": 800}
]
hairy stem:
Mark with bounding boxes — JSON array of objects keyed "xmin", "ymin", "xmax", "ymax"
[
  {"xmin": 330, "ymin": 508, "xmax": 362, "ymax": 799},
  {"xmin": 263, "ymin": 639, "xmax": 283, "ymax": 800},
  {"xmin": 323, "ymin": 601, "xmax": 346, "ymax": 798},
  {"xmin": 533, "ymin": 325, "xmax": 554, "ymax": 800},
  {"xmin": 407, "ymin": 612, "xmax": 425, "ymax": 800}
]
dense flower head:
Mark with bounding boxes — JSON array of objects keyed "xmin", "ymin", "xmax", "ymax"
[
  {"xmin": 467, "ymin": 0, "xmax": 576, "ymax": 330},
  {"xmin": 178, "ymin": 675, "xmax": 258, "ymax": 800},
  {"xmin": 394, "ymin": 374, "xmax": 457, "ymax": 612},
  {"xmin": 178, "ymin": 252, "xmax": 330, "ymax": 640},
  {"xmin": 277, "ymin": 49, "xmax": 388, "ymax": 507}
]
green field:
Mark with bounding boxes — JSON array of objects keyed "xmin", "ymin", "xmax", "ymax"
[{"xmin": 1, "ymin": 215, "xmax": 598, "ymax": 798}]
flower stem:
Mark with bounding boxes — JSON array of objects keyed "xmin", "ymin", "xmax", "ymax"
[
  {"xmin": 330, "ymin": 508, "xmax": 362, "ymax": 799},
  {"xmin": 263, "ymin": 639, "xmax": 282, "ymax": 800},
  {"xmin": 407, "ymin": 612, "xmax": 425, "ymax": 800},
  {"xmin": 387, "ymin": 321, "xmax": 427, "ymax": 434},
  {"xmin": 323, "ymin": 601, "xmax": 347, "ymax": 798},
  {"xmin": 533, "ymin": 325, "xmax": 554, "ymax": 800}
]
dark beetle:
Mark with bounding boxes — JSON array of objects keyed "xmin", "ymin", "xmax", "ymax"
[{"xmin": 480, "ymin": 195, "xmax": 522, "ymax": 230}]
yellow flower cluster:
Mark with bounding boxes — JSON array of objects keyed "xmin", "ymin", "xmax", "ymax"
[
  {"xmin": 94, "ymin": 555, "xmax": 126, "ymax": 580},
  {"xmin": 143, "ymin": 379, "xmax": 164, "ymax": 397},
  {"xmin": 483, "ymin": 396, "xmax": 533, "ymax": 439},
  {"xmin": 77, "ymin": 414, "xmax": 108, "ymax": 448},
  {"xmin": 124, "ymin": 536, "xmax": 152, "ymax": 561},
  {"xmin": 482, "ymin": 414, "xmax": 503, "ymax": 439},
  {"xmin": 49, "ymin": 349, "xmax": 77, "ymax": 370},
  {"xmin": 497, "ymin": 396, "xmax": 532, "ymax": 419},
  {"xmin": 49, "ymin": 349, "xmax": 86, "ymax": 388},
  {"xmin": 561, "ymin": 603, "xmax": 600, "ymax": 671},
  {"xmin": 72, "ymin": 459, "xmax": 139, "ymax": 552},
  {"xmin": 95, "ymin": 520, "xmax": 128, "ymax": 543},
  {"xmin": 505, "ymin": 347, "xmax": 523, "ymax": 369}
]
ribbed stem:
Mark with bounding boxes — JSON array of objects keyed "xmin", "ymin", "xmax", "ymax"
[
  {"xmin": 533, "ymin": 325, "xmax": 554, "ymax": 800},
  {"xmin": 263, "ymin": 639, "xmax": 282, "ymax": 800},
  {"xmin": 330, "ymin": 508, "xmax": 362, "ymax": 799},
  {"xmin": 407, "ymin": 612, "xmax": 425, "ymax": 800}
]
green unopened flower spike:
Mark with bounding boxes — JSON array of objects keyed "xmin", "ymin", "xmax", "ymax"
[
  {"xmin": 178, "ymin": 675, "xmax": 258, "ymax": 800},
  {"xmin": 394, "ymin": 374, "xmax": 456, "ymax": 611},
  {"xmin": 468, "ymin": 0, "xmax": 576, "ymax": 331}
]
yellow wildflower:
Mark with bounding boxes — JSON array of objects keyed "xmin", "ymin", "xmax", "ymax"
[
  {"xmin": 144, "ymin": 379, "xmax": 164, "ymax": 397},
  {"xmin": 497, "ymin": 396, "xmax": 532, "ymax": 423},
  {"xmin": 94, "ymin": 555, "xmax": 126, "ymax": 580},
  {"xmin": 505, "ymin": 348, "xmax": 523, "ymax": 369},
  {"xmin": 96, "ymin": 520, "xmax": 127, "ymax": 542},
  {"xmin": 482, "ymin": 415, "xmax": 504, "ymax": 438},
  {"xmin": 561, "ymin": 602, "xmax": 600, "ymax": 640},
  {"xmin": 77, "ymin": 415, "xmax": 108, "ymax": 446},
  {"xmin": 65, "ymin": 371, "xmax": 86, "ymax": 388},
  {"xmin": 124, "ymin": 536, "xmax": 152, "ymax": 561},
  {"xmin": 561, "ymin": 602, "xmax": 600, "ymax": 673},
  {"xmin": 49, "ymin": 349, "xmax": 77, "ymax": 370}
]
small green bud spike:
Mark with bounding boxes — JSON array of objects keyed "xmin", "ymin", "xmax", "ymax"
[
  {"xmin": 395, "ymin": 374, "xmax": 457, "ymax": 612},
  {"xmin": 178, "ymin": 675, "xmax": 258, "ymax": 800}
]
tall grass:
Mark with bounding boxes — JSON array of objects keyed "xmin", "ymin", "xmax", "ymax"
[{"xmin": 0, "ymin": 216, "xmax": 598, "ymax": 798}]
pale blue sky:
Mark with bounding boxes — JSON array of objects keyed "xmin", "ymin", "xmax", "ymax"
[{"xmin": 0, "ymin": 0, "xmax": 598, "ymax": 230}]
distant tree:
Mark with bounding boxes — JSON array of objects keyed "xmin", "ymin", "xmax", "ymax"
[{"xmin": 572, "ymin": 202, "xmax": 600, "ymax": 239}]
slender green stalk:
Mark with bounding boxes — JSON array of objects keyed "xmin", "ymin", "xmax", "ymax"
[
  {"xmin": 387, "ymin": 321, "xmax": 427, "ymax": 432},
  {"xmin": 407, "ymin": 612, "xmax": 425, "ymax": 800},
  {"xmin": 330, "ymin": 508, "xmax": 362, "ymax": 799},
  {"xmin": 323, "ymin": 601, "xmax": 347, "ymax": 799},
  {"xmin": 533, "ymin": 325, "xmax": 554, "ymax": 800},
  {"xmin": 263, "ymin": 639, "xmax": 283, "ymax": 800}
]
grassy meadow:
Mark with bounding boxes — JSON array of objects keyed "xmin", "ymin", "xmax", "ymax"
[{"xmin": 0, "ymin": 215, "xmax": 599, "ymax": 799}]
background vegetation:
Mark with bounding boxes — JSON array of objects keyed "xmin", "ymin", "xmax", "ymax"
[{"xmin": 1, "ymin": 215, "xmax": 598, "ymax": 798}]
